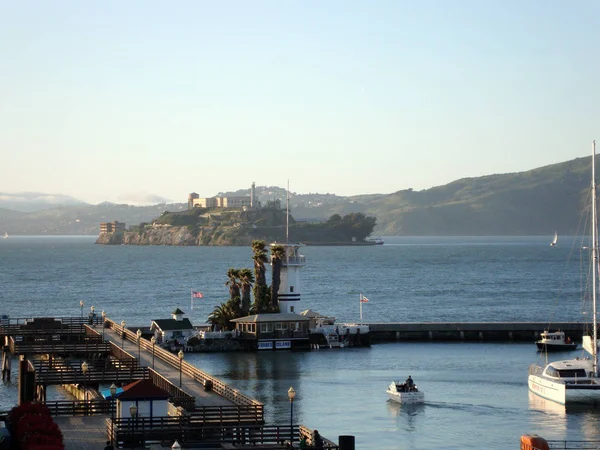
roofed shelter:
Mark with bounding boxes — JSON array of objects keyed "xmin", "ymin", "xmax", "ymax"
[
  {"xmin": 231, "ymin": 313, "xmax": 311, "ymax": 351},
  {"xmin": 150, "ymin": 308, "xmax": 194, "ymax": 346}
]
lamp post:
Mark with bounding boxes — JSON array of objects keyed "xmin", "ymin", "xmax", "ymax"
[
  {"xmin": 129, "ymin": 403, "xmax": 138, "ymax": 449},
  {"xmin": 178, "ymin": 349, "xmax": 184, "ymax": 388},
  {"xmin": 81, "ymin": 361, "xmax": 89, "ymax": 415},
  {"xmin": 150, "ymin": 336, "xmax": 156, "ymax": 369},
  {"xmin": 90, "ymin": 305, "xmax": 95, "ymax": 326},
  {"xmin": 110, "ymin": 383, "xmax": 117, "ymax": 444},
  {"xmin": 121, "ymin": 321, "xmax": 126, "ymax": 349},
  {"xmin": 79, "ymin": 300, "xmax": 84, "ymax": 320},
  {"xmin": 288, "ymin": 386, "xmax": 296, "ymax": 444},
  {"xmin": 136, "ymin": 329, "xmax": 142, "ymax": 361},
  {"xmin": 102, "ymin": 311, "xmax": 106, "ymax": 340}
]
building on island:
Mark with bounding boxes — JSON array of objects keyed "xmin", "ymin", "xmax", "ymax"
[
  {"xmin": 99, "ymin": 221, "xmax": 126, "ymax": 233},
  {"xmin": 150, "ymin": 308, "xmax": 194, "ymax": 346},
  {"xmin": 188, "ymin": 182, "xmax": 259, "ymax": 210}
]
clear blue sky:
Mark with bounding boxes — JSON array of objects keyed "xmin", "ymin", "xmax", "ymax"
[{"xmin": 1, "ymin": 0, "xmax": 598, "ymax": 205}]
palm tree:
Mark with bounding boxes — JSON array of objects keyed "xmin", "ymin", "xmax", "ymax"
[
  {"xmin": 252, "ymin": 240, "xmax": 270, "ymax": 312},
  {"xmin": 225, "ymin": 268, "xmax": 241, "ymax": 301},
  {"xmin": 208, "ymin": 298, "xmax": 242, "ymax": 331},
  {"xmin": 239, "ymin": 268, "xmax": 254, "ymax": 315},
  {"xmin": 270, "ymin": 244, "xmax": 285, "ymax": 310}
]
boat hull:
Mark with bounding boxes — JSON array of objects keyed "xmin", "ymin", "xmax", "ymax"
[
  {"xmin": 536, "ymin": 343, "xmax": 577, "ymax": 352},
  {"xmin": 386, "ymin": 388, "xmax": 424, "ymax": 404},
  {"xmin": 528, "ymin": 374, "xmax": 600, "ymax": 405}
]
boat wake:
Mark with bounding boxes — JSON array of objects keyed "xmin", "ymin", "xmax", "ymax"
[{"xmin": 424, "ymin": 401, "xmax": 519, "ymax": 416}]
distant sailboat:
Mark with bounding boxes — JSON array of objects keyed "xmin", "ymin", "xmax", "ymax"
[
  {"xmin": 550, "ymin": 231, "xmax": 557, "ymax": 247},
  {"xmin": 3, "ymin": 232, "xmax": 7, "ymax": 239}
]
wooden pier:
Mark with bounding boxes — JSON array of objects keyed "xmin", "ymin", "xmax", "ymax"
[
  {"xmin": 368, "ymin": 321, "xmax": 590, "ymax": 342},
  {"xmin": 0, "ymin": 316, "xmax": 342, "ymax": 449}
]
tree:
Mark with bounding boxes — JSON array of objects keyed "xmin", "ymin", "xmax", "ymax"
[
  {"xmin": 225, "ymin": 268, "xmax": 241, "ymax": 301},
  {"xmin": 239, "ymin": 268, "xmax": 254, "ymax": 315},
  {"xmin": 251, "ymin": 240, "xmax": 270, "ymax": 312},
  {"xmin": 270, "ymin": 244, "xmax": 285, "ymax": 310},
  {"xmin": 208, "ymin": 298, "xmax": 242, "ymax": 331}
]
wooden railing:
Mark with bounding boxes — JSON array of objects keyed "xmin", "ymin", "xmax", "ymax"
[
  {"xmin": 108, "ymin": 419, "xmax": 339, "ymax": 449},
  {"xmin": 38, "ymin": 399, "xmax": 113, "ymax": 416},
  {"xmin": 10, "ymin": 336, "xmax": 112, "ymax": 355},
  {"xmin": 106, "ymin": 319, "xmax": 263, "ymax": 408},
  {"xmin": 0, "ymin": 316, "xmax": 102, "ymax": 336},
  {"xmin": 30, "ymin": 359, "xmax": 147, "ymax": 385},
  {"xmin": 188, "ymin": 405, "xmax": 264, "ymax": 425},
  {"xmin": 148, "ymin": 368, "xmax": 195, "ymax": 410}
]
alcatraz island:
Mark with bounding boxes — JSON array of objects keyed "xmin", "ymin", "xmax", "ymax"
[{"xmin": 96, "ymin": 182, "xmax": 378, "ymax": 246}]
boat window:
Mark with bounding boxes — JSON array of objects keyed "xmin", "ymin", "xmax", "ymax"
[{"xmin": 557, "ymin": 369, "xmax": 587, "ymax": 378}]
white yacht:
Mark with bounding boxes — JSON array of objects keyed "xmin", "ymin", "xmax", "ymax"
[{"xmin": 528, "ymin": 141, "xmax": 600, "ymax": 405}]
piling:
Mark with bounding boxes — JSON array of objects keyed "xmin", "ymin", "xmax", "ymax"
[
  {"xmin": 1, "ymin": 339, "xmax": 10, "ymax": 381},
  {"xmin": 339, "ymin": 435, "xmax": 355, "ymax": 450}
]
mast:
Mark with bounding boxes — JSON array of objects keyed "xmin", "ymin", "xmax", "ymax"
[{"xmin": 593, "ymin": 140, "xmax": 598, "ymax": 376}]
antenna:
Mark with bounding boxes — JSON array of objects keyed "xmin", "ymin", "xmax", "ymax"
[{"xmin": 286, "ymin": 180, "xmax": 289, "ymax": 243}]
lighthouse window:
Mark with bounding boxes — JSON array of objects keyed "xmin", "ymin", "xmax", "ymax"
[{"xmin": 290, "ymin": 286, "xmax": 294, "ymax": 292}]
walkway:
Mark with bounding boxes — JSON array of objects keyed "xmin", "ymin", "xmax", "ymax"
[{"xmin": 101, "ymin": 325, "xmax": 233, "ymax": 407}]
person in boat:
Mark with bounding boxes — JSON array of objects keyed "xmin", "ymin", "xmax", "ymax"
[
  {"xmin": 566, "ymin": 336, "xmax": 572, "ymax": 344},
  {"xmin": 406, "ymin": 375, "xmax": 415, "ymax": 391}
]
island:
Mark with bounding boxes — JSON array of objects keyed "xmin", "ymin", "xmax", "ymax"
[{"xmin": 96, "ymin": 200, "xmax": 377, "ymax": 246}]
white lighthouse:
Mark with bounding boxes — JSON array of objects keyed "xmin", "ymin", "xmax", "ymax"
[{"xmin": 271, "ymin": 243, "xmax": 306, "ymax": 314}]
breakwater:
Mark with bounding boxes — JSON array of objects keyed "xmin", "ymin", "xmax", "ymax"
[{"xmin": 367, "ymin": 322, "xmax": 587, "ymax": 342}]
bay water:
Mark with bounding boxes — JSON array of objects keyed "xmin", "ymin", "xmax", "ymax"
[{"xmin": 0, "ymin": 235, "xmax": 598, "ymax": 449}]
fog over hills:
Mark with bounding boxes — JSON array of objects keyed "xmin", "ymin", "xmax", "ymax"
[{"xmin": 0, "ymin": 155, "xmax": 596, "ymax": 236}]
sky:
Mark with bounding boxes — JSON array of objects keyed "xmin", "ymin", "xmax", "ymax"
[{"xmin": 1, "ymin": 1, "xmax": 599, "ymax": 205}]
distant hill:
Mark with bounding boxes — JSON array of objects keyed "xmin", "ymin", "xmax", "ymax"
[{"xmin": 0, "ymin": 155, "xmax": 596, "ymax": 236}]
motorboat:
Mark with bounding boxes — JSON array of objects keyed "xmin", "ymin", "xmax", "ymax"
[
  {"xmin": 535, "ymin": 330, "xmax": 577, "ymax": 352},
  {"xmin": 386, "ymin": 381, "xmax": 424, "ymax": 404}
]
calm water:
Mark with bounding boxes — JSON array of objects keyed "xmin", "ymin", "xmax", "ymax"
[{"xmin": 0, "ymin": 236, "xmax": 597, "ymax": 449}]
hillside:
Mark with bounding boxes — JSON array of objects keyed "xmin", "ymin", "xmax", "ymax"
[{"xmin": 1, "ymin": 155, "xmax": 596, "ymax": 236}]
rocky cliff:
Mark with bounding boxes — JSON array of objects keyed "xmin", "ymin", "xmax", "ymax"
[{"xmin": 95, "ymin": 225, "xmax": 278, "ymax": 246}]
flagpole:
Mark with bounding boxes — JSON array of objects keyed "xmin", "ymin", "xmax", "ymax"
[
  {"xmin": 190, "ymin": 288, "xmax": 193, "ymax": 311},
  {"xmin": 359, "ymin": 292, "xmax": 363, "ymax": 324}
]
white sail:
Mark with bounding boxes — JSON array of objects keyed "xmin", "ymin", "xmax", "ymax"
[{"xmin": 550, "ymin": 231, "xmax": 558, "ymax": 246}]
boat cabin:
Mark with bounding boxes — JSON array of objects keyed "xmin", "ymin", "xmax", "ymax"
[{"xmin": 231, "ymin": 313, "xmax": 311, "ymax": 351}]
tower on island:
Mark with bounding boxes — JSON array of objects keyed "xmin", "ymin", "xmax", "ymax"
[{"xmin": 271, "ymin": 243, "xmax": 306, "ymax": 314}]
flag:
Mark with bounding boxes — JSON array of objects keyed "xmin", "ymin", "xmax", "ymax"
[
  {"xmin": 192, "ymin": 291, "xmax": 204, "ymax": 298},
  {"xmin": 361, "ymin": 295, "xmax": 369, "ymax": 303}
]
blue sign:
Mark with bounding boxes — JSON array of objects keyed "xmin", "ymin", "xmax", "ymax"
[
  {"xmin": 275, "ymin": 341, "xmax": 291, "ymax": 349},
  {"xmin": 258, "ymin": 341, "xmax": 273, "ymax": 350}
]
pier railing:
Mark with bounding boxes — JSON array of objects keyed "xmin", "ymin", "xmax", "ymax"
[
  {"xmin": 148, "ymin": 368, "xmax": 196, "ymax": 410},
  {"xmin": 9, "ymin": 335, "xmax": 112, "ymax": 355},
  {"xmin": 106, "ymin": 319, "xmax": 263, "ymax": 408},
  {"xmin": 30, "ymin": 358, "xmax": 147, "ymax": 385},
  {"xmin": 108, "ymin": 419, "xmax": 338, "ymax": 449},
  {"xmin": 39, "ymin": 399, "xmax": 112, "ymax": 416}
]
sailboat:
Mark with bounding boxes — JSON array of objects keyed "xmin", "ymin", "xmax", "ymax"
[
  {"xmin": 528, "ymin": 141, "xmax": 600, "ymax": 405},
  {"xmin": 3, "ymin": 232, "xmax": 7, "ymax": 239},
  {"xmin": 550, "ymin": 231, "xmax": 558, "ymax": 247}
]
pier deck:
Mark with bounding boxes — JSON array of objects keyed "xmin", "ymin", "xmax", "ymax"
[{"xmin": 101, "ymin": 324, "xmax": 233, "ymax": 407}]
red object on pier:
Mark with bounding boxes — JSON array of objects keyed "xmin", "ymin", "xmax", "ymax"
[{"xmin": 520, "ymin": 434, "xmax": 549, "ymax": 450}]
